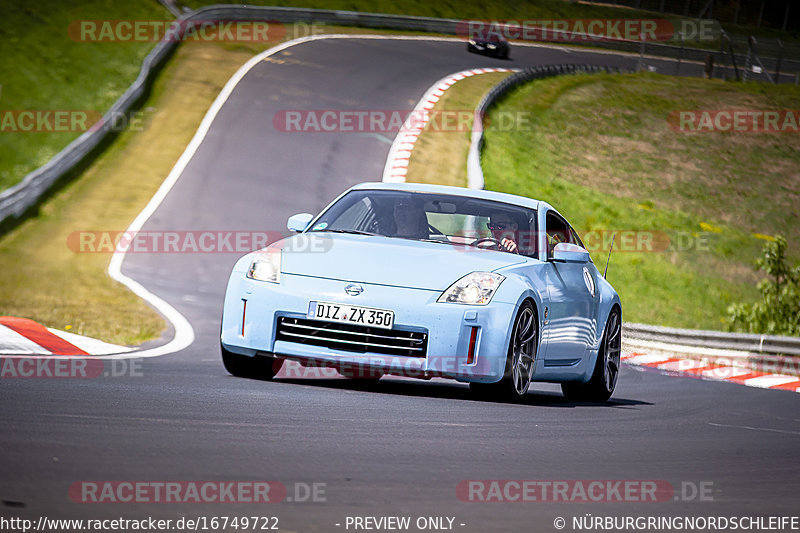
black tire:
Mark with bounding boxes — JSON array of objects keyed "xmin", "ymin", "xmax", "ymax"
[
  {"xmin": 470, "ymin": 301, "xmax": 538, "ymax": 401},
  {"xmin": 561, "ymin": 307, "xmax": 622, "ymax": 403},
  {"xmin": 221, "ymin": 344, "xmax": 282, "ymax": 380}
]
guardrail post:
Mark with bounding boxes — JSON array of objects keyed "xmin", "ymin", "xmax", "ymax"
[
  {"xmin": 638, "ymin": 33, "xmax": 645, "ymax": 72},
  {"xmin": 704, "ymin": 53, "xmax": 714, "ymax": 79},
  {"xmin": 623, "ymin": 323, "xmax": 800, "ymax": 357},
  {"xmin": 743, "ymin": 36, "xmax": 754, "ymax": 82},
  {"xmin": 726, "ymin": 35, "xmax": 741, "ymax": 81}
]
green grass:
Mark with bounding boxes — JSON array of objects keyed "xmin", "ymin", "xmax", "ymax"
[
  {"xmin": 0, "ymin": 0, "xmax": 170, "ymax": 191},
  {"xmin": 481, "ymin": 72, "xmax": 800, "ymax": 330}
]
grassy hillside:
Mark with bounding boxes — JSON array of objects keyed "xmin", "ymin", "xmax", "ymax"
[{"xmin": 0, "ymin": 0, "xmax": 169, "ymax": 191}]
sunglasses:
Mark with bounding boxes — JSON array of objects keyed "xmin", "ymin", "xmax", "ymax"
[{"xmin": 487, "ymin": 221, "xmax": 512, "ymax": 231}]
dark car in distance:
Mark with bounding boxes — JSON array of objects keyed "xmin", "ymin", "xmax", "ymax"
[{"xmin": 467, "ymin": 38, "xmax": 510, "ymax": 59}]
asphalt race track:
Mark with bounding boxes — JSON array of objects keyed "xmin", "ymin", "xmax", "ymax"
[{"xmin": 2, "ymin": 38, "xmax": 799, "ymax": 531}]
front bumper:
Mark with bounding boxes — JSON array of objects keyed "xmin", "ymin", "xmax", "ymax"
[{"xmin": 221, "ymin": 272, "xmax": 518, "ymax": 383}]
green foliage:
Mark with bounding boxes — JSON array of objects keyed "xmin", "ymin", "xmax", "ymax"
[{"xmin": 728, "ymin": 236, "xmax": 800, "ymax": 336}]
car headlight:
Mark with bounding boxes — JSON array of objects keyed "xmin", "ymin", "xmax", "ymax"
[
  {"xmin": 246, "ymin": 250, "xmax": 281, "ymax": 283},
  {"xmin": 487, "ymin": 43, "xmax": 496, "ymax": 49},
  {"xmin": 437, "ymin": 272, "xmax": 505, "ymax": 305}
]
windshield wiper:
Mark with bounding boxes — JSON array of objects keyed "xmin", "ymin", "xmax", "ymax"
[
  {"xmin": 387, "ymin": 236, "xmax": 459, "ymax": 246},
  {"xmin": 316, "ymin": 229, "xmax": 382, "ymax": 237},
  {"xmin": 416, "ymin": 238, "xmax": 458, "ymax": 246}
]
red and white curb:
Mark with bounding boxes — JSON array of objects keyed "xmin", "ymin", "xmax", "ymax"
[
  {"xmin": 382, "ymin": 67, "xmax": 518, "ymax": 183},
  {"xmin": 622, "ymin": 352, "xmax": 800, "ymax": 393},
  {"xmin": 0, "ymin": 317, "xmax": 130, "ymax": 356}
]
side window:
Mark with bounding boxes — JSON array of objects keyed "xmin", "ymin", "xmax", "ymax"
[{"xmin": 545, "ymin": 212, "xmax": 572, "ymax": 258}]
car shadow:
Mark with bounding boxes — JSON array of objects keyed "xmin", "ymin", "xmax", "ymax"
[{"xmin": 269, "ymin": 375, "xmax": 651, "ymax": 408}]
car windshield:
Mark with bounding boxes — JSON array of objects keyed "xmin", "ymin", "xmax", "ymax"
[{"xmin": 308, "ymin": 189, "xmax": 538, "ymax": 257}]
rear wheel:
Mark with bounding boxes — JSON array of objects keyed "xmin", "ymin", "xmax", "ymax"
[
  {"xmin": 221, "ymin": 344, "xmax": 282, "ymax": 380},
  {"xmin": 561, "ymin": 307, "xmax": 621, "ymax": 402},
  {"xmin": 470, "ymin": 301, "xmax": 538, "ymax": 401}
]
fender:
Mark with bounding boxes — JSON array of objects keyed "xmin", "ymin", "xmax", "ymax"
[{"xmin": 577, "ymin": 275, "xmax": 622, "ymax": 383}]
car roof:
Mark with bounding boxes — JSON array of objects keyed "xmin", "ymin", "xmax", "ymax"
[{"xmin": 350, "ymin": 182, "xmax": 545, "ymax": 212}]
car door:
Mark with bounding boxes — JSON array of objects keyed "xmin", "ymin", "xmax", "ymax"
[{"xmin": 539, "ymin": 210, "xmax": 597, "ymax": 365}]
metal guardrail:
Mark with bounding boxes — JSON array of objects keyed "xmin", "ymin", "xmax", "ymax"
[{"xmin": 624, "ymin": 323, "xmax": 800, "ymax": 356}]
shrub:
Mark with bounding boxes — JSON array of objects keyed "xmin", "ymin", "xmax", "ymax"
[{"xmin": 727, "ymin": 236, "xmax": 800, "ymax": 336}]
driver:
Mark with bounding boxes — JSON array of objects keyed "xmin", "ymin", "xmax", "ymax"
[
  {"xmin": 393, "ymin": 197, "xmax": 429, "ymax": 239},
  {"xmin": 487, "ymin": 212, "xmax": 519, "ymax": 253}
]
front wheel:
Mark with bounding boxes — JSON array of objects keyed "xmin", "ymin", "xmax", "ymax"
[
  {"xmin": 561, "ymin": 307, "xmax": 621, "ymax": 403},
  {"xmin": 221, "ymin": 344, "xmax": 282, "ymax": 380},
  {"xmin": 470, "ymin": 301, "xmax": 538, "ymax": 401}
]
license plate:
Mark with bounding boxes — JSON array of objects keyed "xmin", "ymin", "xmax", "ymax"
[{"xmin": 307, "ymin": 301, "xmax": 394, "ymax": 329}]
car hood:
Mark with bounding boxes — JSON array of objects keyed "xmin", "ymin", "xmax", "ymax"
[{"xmin": 277, "ymin": 233, "xmax": 527, "ymax": 290}]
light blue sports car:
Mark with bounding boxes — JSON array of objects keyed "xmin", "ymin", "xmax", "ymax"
[{"xmin": 220, "ymin": 182, "xmax": 622, "ymax": 402}]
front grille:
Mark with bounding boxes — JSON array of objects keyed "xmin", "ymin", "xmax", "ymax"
[{"xmin": 276, "ymin": 317, "xmax": 427, "ymax": 358}]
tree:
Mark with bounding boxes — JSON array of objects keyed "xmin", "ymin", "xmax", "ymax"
[{"xmin": 728, "ymin": 236, "xmax": 800, "ymax": 336}]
